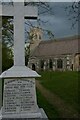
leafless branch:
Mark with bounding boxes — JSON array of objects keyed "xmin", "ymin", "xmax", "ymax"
[{"xmin": 65, "ymin": 1, "xmax": 80, "ymax": 28}]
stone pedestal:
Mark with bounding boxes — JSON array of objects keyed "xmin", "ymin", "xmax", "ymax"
[
  {"xmin": 0, "ymin": 62, "xmax": 48, "ymax": 118},
  {"xmin": 0, "ymin": 71, "xmax": 48, "ymax": 119},
  {"xmin": 0, "ymin": 108, "xmax": 48, "ymax": 120},
  {"xmin": 0, "ymin": 2, "xmax": 48, "ymax": 119},
  {"xmin": 2, "ymin": 79, "xmax": 38, "ymax": 114}
]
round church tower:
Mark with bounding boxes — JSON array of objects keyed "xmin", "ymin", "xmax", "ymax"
[{"xmin": 29, "ymin": 27, "xmax": 42, "ymax": 53}]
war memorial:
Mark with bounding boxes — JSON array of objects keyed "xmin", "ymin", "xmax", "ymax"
[{"xmin": 0, "ymin": 1, "xmax": 47, "ymax": 119}]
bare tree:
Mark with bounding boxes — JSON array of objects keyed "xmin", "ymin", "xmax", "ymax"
[
  {"xmin": 65, "ymin": 1, "xmax": 80, "ymax": 29},
  {"xmin": 1, "ymin": 1, "xmax": 54, "ymax": 48}
]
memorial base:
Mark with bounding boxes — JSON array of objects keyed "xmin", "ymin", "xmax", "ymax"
[
  {"xmin": 0, "ymin": 108, "xmax": 48, "ymax": 120},
  {"xmin": 0, "ymin": 66, "xmax": 48, "ymax": 120}
]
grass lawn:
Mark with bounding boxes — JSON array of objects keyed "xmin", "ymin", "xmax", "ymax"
[
  {"xmin": 37, "ymin": 71, "xmax": 79, "ymax": 111},
  {"xmin": 0, "ymin": 79, "xmax": 2, "ymax": 109},
  {"xmin": 36, "ymin": 89, "xmax": 59, "ymax": 119}
]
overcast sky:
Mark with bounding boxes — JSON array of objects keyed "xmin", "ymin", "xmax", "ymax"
[
  {"xmin": 26, "ymin": 2, "xmax": 78, "ymax": 40},
  {"xmin": 40, "ymin": 2, "xmax": 78, "ymax": 39},
  {"xmin": 1, "ymin": 1, "xmax": 78, "ymax": 40}
]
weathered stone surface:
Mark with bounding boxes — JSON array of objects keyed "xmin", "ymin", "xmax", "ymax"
[
  {"xmin": 0, "ymin": 1, "xmax": 48, "ymax": 119},
  {"xmin": 0, "ymin": 79, "xmax": 48, "ymax": 119},
  {"xmin": 2, "ymin": 79, "xmax": 38, "ymax": 115}
]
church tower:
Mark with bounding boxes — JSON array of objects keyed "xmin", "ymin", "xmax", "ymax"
[{"xmin": 29, "ymin": 27, "xmax": 42, "ymax": 53}]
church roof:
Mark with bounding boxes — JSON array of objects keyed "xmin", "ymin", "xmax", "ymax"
[{"xmin": 30, "ymin": 35, "xmax": 80, "ymax": 57}]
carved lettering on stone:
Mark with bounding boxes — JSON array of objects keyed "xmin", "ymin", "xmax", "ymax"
[{"xmin": 3, "ymin": 79, "xmax": 38, "ymax": 115}]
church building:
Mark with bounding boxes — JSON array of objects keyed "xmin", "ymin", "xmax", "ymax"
[{"xmin": 28, "ymin": 27, "xmax": 80, "ymax": 71}]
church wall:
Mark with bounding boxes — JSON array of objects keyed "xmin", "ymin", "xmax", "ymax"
[
  {"xmin": 28, "ymin": 54, "xmax": 79, "ymax": 71},
  {"xmin": 28, "ymin": 28, "xmax": 79, "ymax": 71},
  {"xmin": 74, "ymin": 54, "xmax": 80, "ymax": 71}
]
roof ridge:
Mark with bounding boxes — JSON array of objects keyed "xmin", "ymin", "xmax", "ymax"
[{"xmin": 40, "ymin": 35, "xmax": 79, "ymax": 44}]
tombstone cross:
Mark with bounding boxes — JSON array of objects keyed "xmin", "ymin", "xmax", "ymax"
[
  {"xmin": 0, "ymin": 1, "xmax": 39, "ymax": 78},
  {"xmin": 1, "ymin": 1, "xmax": 38, "ymax": 66},
  {"xmin": 0, "ymin": 1, "xmax": 48, "ymax": 119}
]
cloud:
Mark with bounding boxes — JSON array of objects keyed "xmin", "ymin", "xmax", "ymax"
[
  {"xmin": 39, "ymin": 2, "xmax": 78, "ymax": 39},
  {"xmin": 24, "ymin": 2, "xmax": 78, "ymax": 40}
]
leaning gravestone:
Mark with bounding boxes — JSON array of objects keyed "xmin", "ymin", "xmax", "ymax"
[{"xmin": 0, "ymin": 1, "xmax": 48, "ymax": 119}]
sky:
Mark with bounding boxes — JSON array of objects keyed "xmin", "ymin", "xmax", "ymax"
[
  {"xmin": 37, "ymin": 2, "xmax": 78, "ymax": 39},
  {"xmin": 1, "ymin": 1, "xmax": 78, "ymax": 40},
  {"xmin": 25, "ymin": 2, "xmax": 78, "ymax": 40}
]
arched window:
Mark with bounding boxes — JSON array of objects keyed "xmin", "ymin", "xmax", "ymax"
[
  {"xmin": 79, "ymin": 56, "xmax": 80, "ymax": 65},
  {"xmin": 49, "ymin": 59, "xmax": 53, "ymax": 69},
  {"xmin": 32, "ymin": 64, "xmax": 36, "ymax": 71},
  {"xmin": 57, "ymin": 59, "xmax": 63, "ymax": 69},
  {"xmin": 40, "ymin": 60, "xmax": 44, "ymax": 69}
]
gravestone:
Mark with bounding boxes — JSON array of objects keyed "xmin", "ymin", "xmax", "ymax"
[{"xmin": 0, "ymin": 1, "xmax": 48, "ymax": 119}]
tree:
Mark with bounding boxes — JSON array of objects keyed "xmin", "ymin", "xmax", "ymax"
[
  {"xmin": 65, "ymin": 1, "xmax": 80, "ymax": 28},
  {"xmin": 1, "ymin": 16, "xmax": 13, "ymax": 71},
  {"xmin": 2, "ymin": 17, "xmax": 13, "ymax": 47},
  {"xmin": 2, "ymin": 41, "xmax": 13, "ymax": 71},
  {"xmin": 1, "ymin": 1, "xmax": 54, "ymax": 46},
  {"xmin": 25, "ymin": 44, "xmax": 30, "ymax": 66},
  {"xmin": 1, "ymin": 1, "xmax": 54, "ymax": 67}
]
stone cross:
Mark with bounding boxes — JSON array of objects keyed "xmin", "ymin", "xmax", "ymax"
[
  {"xmin": 0, "ymin": 1, "xmax": 37, "ymax": 66},
  {"xmin": 0, "ymin": 1, "xmax": 48, "ymax": 119},
  {"xmin": 0, "ymin": 1, "xmax": 39, "ymax": 78}
]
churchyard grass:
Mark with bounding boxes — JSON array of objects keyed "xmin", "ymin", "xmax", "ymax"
[
  {"xmin": 37, "ymin": 71, "xmax": 79, "ymax": 111},
  {"xmin": 36, "ymin": 89, "xmax": 59, "ymax": 119},
  {"xmin": 0, "ymin": 79, "xmax": 2, "ymax": 109}
]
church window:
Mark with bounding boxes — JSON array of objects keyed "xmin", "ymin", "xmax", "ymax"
[
  {"xmin": 40, "ymin": 60, "xmax": 44, "ymax": 69},
  {"xmin": 57, "ymin": 59, "xmax": 63, "ymax": 69},
  {"xmin": 79, "ymin": 56, "xmax": 80, "ymax": 65},
  {"xmin": 32, "ymin": 64, "xmax": 36, "ymax": 71},
  {"xmin": 49, "ymin": 59, "xmax": 53, "ymax": 69}
]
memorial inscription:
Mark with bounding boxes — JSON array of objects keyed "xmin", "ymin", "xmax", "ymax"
[
  {"xmin": 0, "ymin": 1, "xmax": 48, "ymax": 119},
  {"xmin": 3, "ymin": 79, "xmax": 38, "ymax": 115}
]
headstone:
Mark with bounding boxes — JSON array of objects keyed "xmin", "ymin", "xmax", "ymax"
[{"xmin": 0, "ymin": 1, "xmax": 48, "ymax": 119}]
